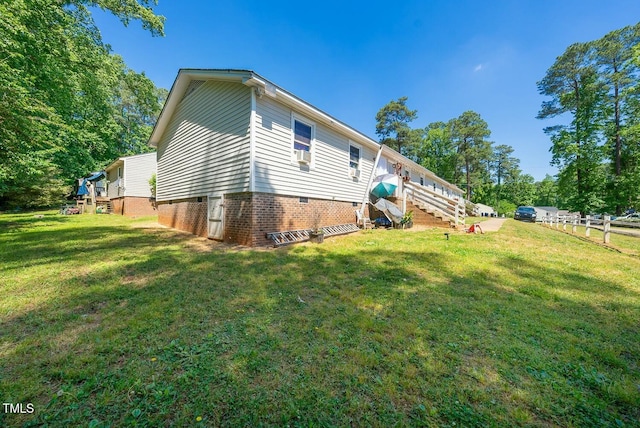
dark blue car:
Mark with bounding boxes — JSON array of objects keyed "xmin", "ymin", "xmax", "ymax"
[{"xmin": 514, "ymin": 206, "xmax": 537, "ymax": 222}]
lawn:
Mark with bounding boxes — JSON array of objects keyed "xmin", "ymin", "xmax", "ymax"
[{"xmin": 1, "ymin": 212, "xmax": 639, "ymax": 427}]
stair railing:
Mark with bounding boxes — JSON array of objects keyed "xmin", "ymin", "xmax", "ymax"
[{"xmin": 404, "ymin": 181, "xmax": 465, "ymax": 226}]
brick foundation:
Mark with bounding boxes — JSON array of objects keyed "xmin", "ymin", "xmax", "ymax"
[
  {"xmin": 157, "ymin": 193, "xmax": 364, "ymax": 246},
  {"xmin": 157, "ymin": 193, "xmax": 453, "ymax": 246},
  {"xmin": 157, "ymin": 198, "xmax": 208, "ymax": 238},
  {"xmin": 111, "ymin": 196, "xmax": 157, "ymax": 217},
  {"xmin": 157, "ymin": 192, "xmax": 455, "ymax": 246},
  {"xmin": 225, "ymin": 193, "xmax": 366, "ymax": 246}
]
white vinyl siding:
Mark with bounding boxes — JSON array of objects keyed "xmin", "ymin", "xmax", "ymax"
[
  {"xmin": 106, "ymin": 165, "xmax": 121, "ymax": 199},
  {"xmin": 254, "ymin": 96, "xmax": 374, "ymax": 201},
  {"xmin": 156, "ymin": 81, "xmax": 251, "ymax": 201},
  {"xmin": 123, "ymin": 152, "xmax": 156, "ymax": 197}
]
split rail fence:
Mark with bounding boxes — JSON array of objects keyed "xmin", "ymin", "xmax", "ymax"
[{"xmin": 540, "ymin": 214, "xmax": 640, "ymax": 244}]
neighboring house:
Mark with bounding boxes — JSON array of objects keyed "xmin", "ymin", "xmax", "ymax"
[
  {"xmin": 105, "ymin": 152, "xmax": 157, "ymax": 216},
  {"xmin": 534, "ymin": 206, "xmax": 559, "ymax": 221},
  {"xmin": 149, "ymin": 69, "xmax": 464, "ymax": 246},
  {"xmin": 473, "ymin": 203, "xmax": 495, "ymax": 217},
  {"xmin": 534, "ymin": 207, "xmax": 581, "ymax": 222}
]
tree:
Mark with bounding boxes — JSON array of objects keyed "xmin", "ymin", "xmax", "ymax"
[
  {"xmin": 534, "ymin": 174, "xmax": 560, "ymax": 207},
  {"xmin": 448, "ymin": 111, "xmax": 492, "ymax": 201},
  {"xmin": 415, "ymin": 121, "xmax": 457, "ymax": 183},
  {"xmin": 111, "ymin": 61, "xmax": 168, "ymax": 156},
  {"xmin": 537, "ymin": 42, "xmax": 607, "ymax": 215},
  {"xmin": 593, "ymin": 24, "xmax": 640, "ymax": 214},
  {"xmin": 496, "ymin": 200, "xmax": 517, "ymax": 217},
  {"xmin": 0, "ymin": 0, "xmax": 165, "ymax": 208},
  {"xmin": 375, "ymin": 97, "xmax": 418, "ymax": 156},
  {"xmin": 503, "ymin": 173, "xmax": 537, "ymax": 207},
  {"xmin": 66, "ymin": 0, "xmax": 165, "ymax": 36},
  {"xmin": 491, "ymin": 144, "xmax": 519, "ymax": 208}
]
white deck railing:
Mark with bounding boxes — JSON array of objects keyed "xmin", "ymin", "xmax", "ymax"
[{"xmin": 403, "ymin": 181, "xmax": 465, "ymax": 226}]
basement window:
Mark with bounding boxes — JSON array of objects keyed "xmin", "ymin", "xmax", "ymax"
[{"xmin": 299, "ymin": 197, "xmax": 309, "ymax": 204}]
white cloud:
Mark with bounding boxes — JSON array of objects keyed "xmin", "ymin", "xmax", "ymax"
[{"xmin": 474, "ymin": 64, "xmax": 484, "ymax": 72}]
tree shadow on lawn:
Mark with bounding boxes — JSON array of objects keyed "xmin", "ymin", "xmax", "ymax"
[
  {"xmin": 0, "ymin": 212, "xmax": 192, "ymax": 276},
  {"xmin": 0, "ymin": 211, "xmax": 73, "ymax": 226},
  {"xmin": 1, "ymin": 227, "xmax": 639, "ymax": 426}
]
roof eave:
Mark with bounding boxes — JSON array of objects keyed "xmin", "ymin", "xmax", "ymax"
[{"xmin": 148, "ymin": 69, "xmax": 255, "ymax": 147}]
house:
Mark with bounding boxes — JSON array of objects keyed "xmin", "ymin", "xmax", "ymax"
[
  {"xmin": 472, "ymin": 202, "xmax": 496, "ymax": 217},
  {"xmin": 534, "ymin": 206, "xmax": 580, "ymax": 222},
  {"xmin": 149, "ymin": 69, "xmax": 465, "ymax": 246},
  {"xmin": 105, "ymin": 152, "xmax": 157, "ymax": 216}
]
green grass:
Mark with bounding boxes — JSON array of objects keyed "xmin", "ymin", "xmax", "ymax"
[{"xmin": 1, "ymin": 212, "xmax": 639, "ymax": 427}]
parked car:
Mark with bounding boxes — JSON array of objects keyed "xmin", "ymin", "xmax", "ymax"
[
  {"xmin": 617, "ymin": 213, "xmax": 640, "ymax": 221},
  {"xmin": 514, "ymin": 206, "xmax": 537, "ymax": 222}
]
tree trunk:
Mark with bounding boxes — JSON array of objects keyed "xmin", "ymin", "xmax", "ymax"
[
  {"xmin": 614, "ymin": 76, "xmax": 622, "ymax": 215},
  {"xmin": 466, "ymin": 158, "xmax": 471, "ymax": 201}
]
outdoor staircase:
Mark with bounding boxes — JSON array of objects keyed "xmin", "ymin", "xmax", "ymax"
[
  {"xmin": 266, "ymin": 223, "xmax": 360, "ymax": 246},
  {"xmin": 403, "ymin": 181, "xmax": 465, "ymax": 228}
]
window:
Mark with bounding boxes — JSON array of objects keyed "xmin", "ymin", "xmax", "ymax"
[
  {"xmin": 349, "ymin": 144, "xmax": 360, "ymax": 169},
  {"xmin": 293, "ymin": 119, "xmax": 312, "ymax": 152},
  {"xmin": 420, "ymin": 176, "xmax": 424, "ymax": 186}
]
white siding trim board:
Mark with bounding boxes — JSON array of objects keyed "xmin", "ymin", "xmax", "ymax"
[{"xmin": 249, "ymin": 87, "xmax": 257, "ymax": 192}]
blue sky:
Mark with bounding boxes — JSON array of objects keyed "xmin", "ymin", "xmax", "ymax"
[{"xmin": 92, "ymin": 0, "xmax": 640, "ymax": 181}]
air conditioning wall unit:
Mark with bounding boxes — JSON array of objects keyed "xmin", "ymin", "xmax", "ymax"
[
  {"xmin": 350, "ymin": 168, "xmax": 360, "ymax": 178},
  {"xmin": 296, "ymin": 150, "xmax": 311, "ymax": 164}
]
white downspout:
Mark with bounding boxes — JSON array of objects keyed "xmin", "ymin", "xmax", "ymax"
[
  {"xmin": 403, "ymin": 186, "xmax": 407, "ymax": 215},
  {"xmin": 359, "ymin": 144, "xmax": 384, "ymax": 218}
]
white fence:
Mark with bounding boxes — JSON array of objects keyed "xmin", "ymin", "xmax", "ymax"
[{"xmin": 540, "ymin": 214, "xmax": 640, "ymax": 243}]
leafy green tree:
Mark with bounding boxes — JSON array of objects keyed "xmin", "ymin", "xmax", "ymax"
[
  {"xmin": 503, "ymin": 173, "xmax": 537, "ymax": 207},
  {"xmin": 415, "ymin": 121, "xmax": 457, "ymax": 183},
  {"xmin": 593, "ymin": 24, "xmax": 640, "ymax": 214},
  {"xmin": 534, "ymin": 174, "xmax": 560, "ymax": 207},
  {"xmin": 448, "ymin": 111, "xmax": 492, "ymax": 200},
  {"xmin": 111, "ymin": 61, "xmax": 168, "ymax": 156},
  {"xmin": 490, "ymin": 144, "xmax": 519, "ymax": 208},
  {"xmin": 0, "ymin": 0, "xmax": 165, "ymax": 208},
  {"xmin": 496, "ymin": 200, "xmax": 517, "ymax": 217},
  {"xmin": 537, "ymin": 42, "xmax": 607, "ymax": 215},
  {"xmin": 67, "ymin": 0, "xmax": 165, "ymax": 36},
  {"xmin": 375, "ymin": 97, "xmax": 418, "ymax": 156}
]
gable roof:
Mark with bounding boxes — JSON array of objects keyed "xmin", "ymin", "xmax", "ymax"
[
  {"xmin": 148, "ymin": 69, "xmax": 380, "ymax": 150},
  {"xmin": 149, "ymin": 68, "xmax": 464, "ymax": 194}
]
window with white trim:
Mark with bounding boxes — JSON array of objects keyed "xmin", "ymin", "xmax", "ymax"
[
  {"xmin": 349, "ymin": 144, "xmax": 360, "ymax": 170},
  {"xmin": 293, "ymin": 119, "xmax": 312, "ymax": 152}
]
